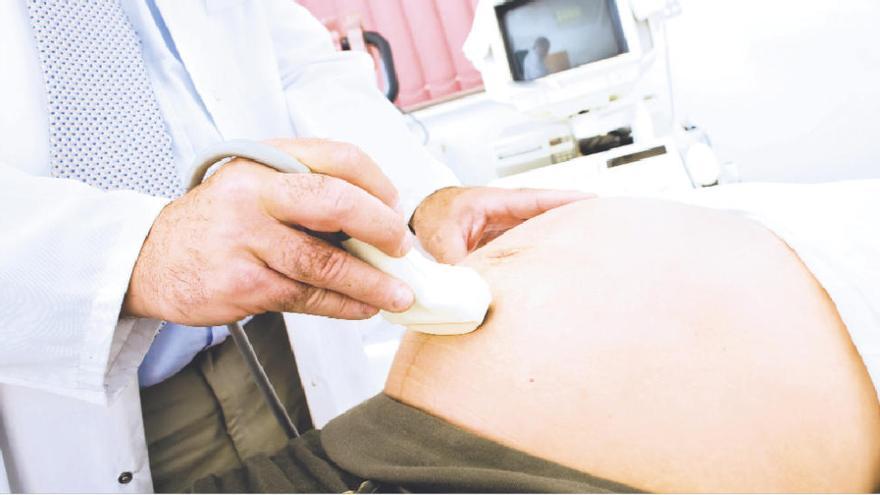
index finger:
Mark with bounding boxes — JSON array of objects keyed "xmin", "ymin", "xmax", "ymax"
[
  {"xmin": 265, "ymin": 138, "xmax": 400, "ymax": 210},
  {"xmin": 265, "ymin": 173, "xmax": 413, "ymax": 257},
  {"xmin": 488, "ymin": 188, "xmax": 595, "ymax": 220}
]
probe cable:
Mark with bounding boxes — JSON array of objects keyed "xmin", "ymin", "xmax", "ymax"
[
  {"xmin": 226, "ymin": 320, "xmax": 301, "ymax": 439},
  {"xmin": 189, "ymin": 140, "xmax": 319, "ymax": 440}
]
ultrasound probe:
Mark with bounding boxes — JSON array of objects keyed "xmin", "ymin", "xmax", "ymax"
[{"xmin": 187, "ymin": 140, "xmax": 492, "ymax": 438}]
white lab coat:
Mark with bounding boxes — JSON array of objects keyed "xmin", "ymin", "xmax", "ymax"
[{"xmin": 0, "ymin": 1, "xmax": 457, "ymax": 492}]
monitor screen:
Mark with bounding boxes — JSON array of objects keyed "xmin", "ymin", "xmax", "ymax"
[{"xmin": 496, "ymin": 0, "xmax": 629, "ymax": 82}]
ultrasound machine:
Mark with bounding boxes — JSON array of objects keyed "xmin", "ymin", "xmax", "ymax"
[{"xmin": 465, "ymin": 0, "xmax": 730, "ymax": 194}]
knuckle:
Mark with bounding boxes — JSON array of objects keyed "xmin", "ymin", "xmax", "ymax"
[
  {"xmin": 332, "ymin": 188, "xmax": 355, "ymax": 215},
  {"xmin": 334, "ymin": 142, "xmax": 367, "ymax": 166},
  {"xmin": 302, "ymin": 286, "xmax": 328, "ymax": 311},
  {"xmin": 287, "ymin": 235, "xmax": 351, "ymax": 286},
  {"xmin": 209, "ymin": 160, "xmax": 264, "ymax": 199},
  {"xmin": 216, "ymin": 263, "xmax": 261, "ymax": 297},
  {"xmin": 321, "ymin": 177, "xmax": 355, "ymax": 214},
  {"xmin": 335, "ymin": 297, "xmax": 368, "ymax": 319},
  {"xmin": 278, "ymin": 174, "xmax": 331, "ymax": 210},
  {"xmin": 311, "ymin": 247, "xmax": 350, "ymax": 284},
  {"xmin": 278, "ymin": 172, "xmax": 308, "ymax": 196},
  {"xmin": 273, "ymin": 283, "xmax": 304, "ymax": 313}
]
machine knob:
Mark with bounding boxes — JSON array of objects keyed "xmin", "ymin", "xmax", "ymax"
[{"xmin": 685, "ymin": 142, "xmax": 721, "ymax": 187}]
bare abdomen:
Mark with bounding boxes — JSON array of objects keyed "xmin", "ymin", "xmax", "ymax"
[{"xmin": 386, "ymin": 198, "xmax": 880, "ymax": 492}]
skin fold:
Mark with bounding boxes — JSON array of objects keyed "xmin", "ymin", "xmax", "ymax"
[{"xmin": 386, "ymin": 198, "xmax": 880, "ymax": 493}]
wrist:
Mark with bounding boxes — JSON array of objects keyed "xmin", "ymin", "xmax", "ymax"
[
  {"xmin": 121, "ymin": 201, "xmax": 172, "ymax": 321},
  {"xmin": 122, "ymin": 258, "xmax": 154, "ymax": 320}
]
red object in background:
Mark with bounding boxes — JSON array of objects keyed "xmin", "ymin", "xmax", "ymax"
[
  {"xmin": 401, "ymin": 0, "xmax": 459, "ymax": 100},
  {"xmin": 297, "ymin": 0, "xmax": 483, "ymax": 109},
  {"xmin": 434, "ymin": 0, "xmax": 483, "ymax": 91}
]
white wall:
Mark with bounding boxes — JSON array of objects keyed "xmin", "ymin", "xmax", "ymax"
[{"xmin": 666, "ymin": 0, "xmax": 880, "ymax": 182}]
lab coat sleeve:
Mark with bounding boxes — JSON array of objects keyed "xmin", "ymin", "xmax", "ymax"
[
  {"xmin": 264, "ymin": 0, "xmax": 461, "ymax": 221},
  {"xmin": 0, "ymin": 164, "xmax": 167, "ymax": 404}
]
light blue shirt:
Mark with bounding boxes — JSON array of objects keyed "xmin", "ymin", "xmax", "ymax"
[
  {"xmin": 123, "ymin": 0, "xmax": 231, "ymax": 387},
  {"xmin": 138, "ymin": 323, "xmax": 229, "ymax": 386}
]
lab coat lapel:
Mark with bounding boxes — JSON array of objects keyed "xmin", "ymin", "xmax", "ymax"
[
  {"xmin": 154, "ymin": 0, "xmax": 294, "ymax": 140},
  {"xmin": 153, "ymin": 0, "xmax": 384, "ymax": 430}
]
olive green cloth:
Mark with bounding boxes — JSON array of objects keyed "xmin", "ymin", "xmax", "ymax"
[
  {"xmin": 192, "ymin": 394, "xmax": 641, "ymax": 493},
  {"xmin": 141, "ymin": 313, "xmax": 313, "ymax": 493}
]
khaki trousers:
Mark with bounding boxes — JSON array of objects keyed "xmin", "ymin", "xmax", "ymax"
[{"xmin": 140, "ymin": 313, "xmax": 312, "ymax": 493}]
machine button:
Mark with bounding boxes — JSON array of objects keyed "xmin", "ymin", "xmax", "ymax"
[{"xmin": 118, "ymin": 471, "xmax": 133, "ymax": 484}]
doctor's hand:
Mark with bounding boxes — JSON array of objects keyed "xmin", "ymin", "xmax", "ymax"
[
  {"xmin": 122, "ymin": 139, "xmax": 415, "ymax": 326},
  {"xmin": 411, "ymin": 186, "xmax": 594, "ymax": 264}
]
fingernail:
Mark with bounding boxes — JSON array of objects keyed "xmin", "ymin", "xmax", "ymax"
[
  {"xmin": 360, "ymin": 304, "xmax": 378, "ymax": 317},
  {"xmin": 392, "ymin": 284, "xmax": 414, "ymax": 311}
]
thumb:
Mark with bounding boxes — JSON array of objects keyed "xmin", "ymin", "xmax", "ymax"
[{"xmin": 422, "ymin": 223, "xmax": 470, "ymax": 264}]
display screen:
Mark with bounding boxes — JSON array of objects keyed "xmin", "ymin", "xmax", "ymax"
[{"xmin": 496, "ymin": 0, "xmax": 629, "ymax": 81}]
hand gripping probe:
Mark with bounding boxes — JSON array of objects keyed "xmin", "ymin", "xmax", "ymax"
[{"xmin": 186, "ymin": 140, "xmax": 492, "ymax": 438}]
